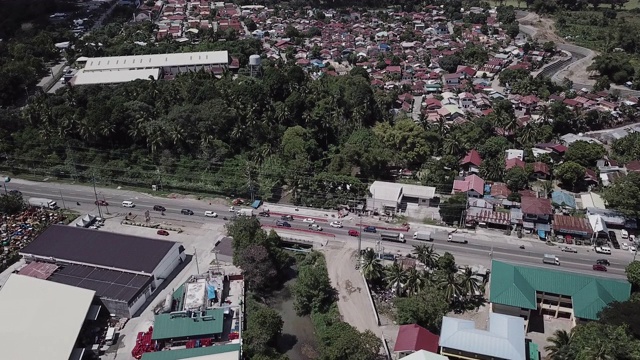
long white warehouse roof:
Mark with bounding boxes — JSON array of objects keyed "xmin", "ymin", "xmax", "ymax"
[
  {"xmin": 0, "ymin": 274, "xmax": 95, "ymax": 360},
  {"xmin": 83, "ymin": 50, "xmax": 229, "ymax": 71},
  {"xmin": 72, "ymin": 68, "xmax": 161, "ymax": 85}
]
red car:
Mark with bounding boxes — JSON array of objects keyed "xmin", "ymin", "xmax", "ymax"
[
  {"xmin": 348, "ymin": 229, "xmax": 360, "ymax": 237},
  {"xmin": 95, "ymin": 200, "xmax": 109, "ymax": 206},
  {"xmin": 157, "ymin": 230, "xmax": 170, "ymax": 236},
  {"xmin": 592, "ymin": 264, "xmax": 607, "ymax": 272}
]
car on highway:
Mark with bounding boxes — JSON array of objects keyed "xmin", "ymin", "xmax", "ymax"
[
  {"xmin": 95, "ymin": 200, "xmax": 108, "ymax": 206},
  {"xmin": 363, "ymin": 226, "xmax": 377, "ymax": 233},
  {"xmin": 228, "ymin": 206, "xmax": 235, "ymax": 212},
  {"xmin": 157, "ymin": 230, "xmax": 170, "ymax": 236},
  {"xmin": 122, "ymin": 201, "xmax": 135, "ymax": 208},
  {"xmin": 595, "ymin": 246, "xmax": 611, "ymax": 254},
  {"xmin": 596, "ymin": 259, "xmax": 611, "ymax": 266},
  {"xmin": 309, "ymin": 224, "xmax": 323, "ymax": 231},
  {"xmin": 181, "ymin": 209, "xmax": 194, "ymax": 215},
  {"xmin": 281, "ymin": 215, "xmax": 293, "ymax": 221},
  {"xmin": 592, "ymin": 264, "xmax": 607, "ymax": 272},
  {"xmin": 348, "ymin": 229, "xmax": 359, "ymax": 237},
  {"xmin": 302, "ymin": 218, "xmax": 315, "ymax": 224},
  {"xmin": 276, "ymin": 220, "xmax": 291, "ymax": 227},
  {"xmin": 561, "ymin": 246, "xmax": 577, "ymax": 253},
  {"xmin": 153, "ymin": 205, "xmax": 166, "ymax": 212},
  {"xmin": 330, "ymin": 221, "xmax": 343, "ymax": 228},
  {"xmin": 9, "ymin": 190, "xmax": 21, "ymax": 196},
  {"xmin": 259, "ymin": 211, "xmax": 270, "ymax": 217},
  {"xmin": 204, "ymin": 211, "xmax": 218, "ymax": 218}
]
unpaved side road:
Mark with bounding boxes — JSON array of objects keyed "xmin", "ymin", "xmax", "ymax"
[{"xmin": 323, "ymin": 244, "xmax": 381, "ymax": 336}]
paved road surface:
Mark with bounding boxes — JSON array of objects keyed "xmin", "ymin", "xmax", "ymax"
[{"xmin": 4, "ymin": 177, "xmax": 631, "ymax": 279}]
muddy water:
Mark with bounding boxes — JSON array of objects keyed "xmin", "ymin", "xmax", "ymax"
[{"xmin": 270, "ymin": 277, "xmax": 320, "ymax": 360}]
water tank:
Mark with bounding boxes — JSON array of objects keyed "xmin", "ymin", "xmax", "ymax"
[{"xmin": 249, "ymin": 55, "xmax": 261, "ymax": 66}]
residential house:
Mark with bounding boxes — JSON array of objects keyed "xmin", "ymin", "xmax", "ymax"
[
  {"xmin": 452, "ymin": 174, "xmax": 485, "ymax": 198},
  {"xmin": 505, "ymin": 158, "xmax": 525, "ymax": 170},
  {"xmin": 505, "ymin": 149, "xmax": 524, "ymax": 161},
  {"xmin": 460, "ymin": 149, "xmax": 482, "ymax": 174},
  {"xmin": 531, "ymin": 162, "xmax": 550, "ymax": 180},
  {"xmin": 393, "ymin": 324, "xmax": 440, "ymax": 358},
  {"xmin": 439, "ymin": 312, "xmax": 529, "ymax": 360},
  {"xmin": 521, "ymin": 196, "xmax": 553, "ymax": 236},
  {"xmin": 490, "ymin": 182, "xmax": 511, "ymax": 200}
]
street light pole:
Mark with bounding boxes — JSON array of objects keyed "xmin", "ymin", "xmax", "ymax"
[
  {"xmin": 92, "ymin": 173, "xmax": 103, "ymax": 218},
  {"xmin": 59, "ymin": 190, "xmax": 67, "ymax": 210},
  {"xmin": 194, "ymin": 247, "xmax": 200, "ymax": 274}
]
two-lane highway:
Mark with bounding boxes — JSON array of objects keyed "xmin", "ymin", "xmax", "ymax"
[{"xmin": 3, "ymin": 178, "xmax": 631, "ymax": 278}]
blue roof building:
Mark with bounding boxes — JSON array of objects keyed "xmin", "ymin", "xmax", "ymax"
[{"xmin": 551, "ymin": 190, "xmax": 576, "ymax": 209}]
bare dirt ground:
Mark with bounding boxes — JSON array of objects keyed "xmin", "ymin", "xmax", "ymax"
[
  {"xmin": 323, "ymin": 244, "xmax": 381, "ymax": 336},
  {"xmin": 519, "ymin": 12, "xmax": 596, "ymax": 86}
]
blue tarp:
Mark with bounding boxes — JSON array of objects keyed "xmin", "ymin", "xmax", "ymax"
[
  {"xmin": 251, "ymin": 200, "xmax": 262, "ymax": 209},
  {"xmin": 207, "ymin": 284, "xmax": 216, "ymax": 300},
  {"xmin": 538, "ymin": 230, "xmax": 546, "ymax": 239}
]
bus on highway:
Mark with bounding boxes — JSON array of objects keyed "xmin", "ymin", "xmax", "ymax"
[{"xmin": 380, "ymin": 232, "xmax": 406, "ymax": 243}]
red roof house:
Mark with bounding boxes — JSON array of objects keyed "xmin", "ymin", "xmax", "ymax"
[
  {"xmin": 453, "ymin": 174, "xmax": 485, "ymax": 198},
  {"xmin": 393, "ymin": 324, "xmax": 440, "ymax": 355},
  {"xmin": 505, "ymin": 158, "xmax": 525, "ymax": 170},
  {"xmin": 460, "ymin": 149, "xmax": 482, "ymax": 173}
]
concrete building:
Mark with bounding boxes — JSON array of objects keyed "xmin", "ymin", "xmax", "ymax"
[
  {"xmin": 490, "ymin": 261, "xmax": 631, "ymax": 330},
  {"xmin": 367, "ymin": 181, "xmax": 437, "ymax": 214},
  {"xmin": 19, "ymin": 225, "xmax": 185, "ymax": 317},
  {"xmin": 0, "ymin": 274, "xmax": 99, "ymax": 360}
]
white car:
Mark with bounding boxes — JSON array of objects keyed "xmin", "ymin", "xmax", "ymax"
[
  {"xmin": 330, "ymin": 221, "xmax": 343, "ymax": 228},
  {"xmin": 204, "ymin": 211, "xmax": 218, "ymax": 218},
  {"xmin": 561, "ymin": 246, "xmax": 577, "ymax": 253},
  {"xmin": 631, "ymin": 245, "xmax": 637, "ymax": 253},
  {"xmin": 302, "ymin": 218, "xmax": 315, "ymax": 224},
  {"xmin": 622, "ymin": 242, "xmax": 629, "ymax": 250},
  {"xmin": 228, "ymin": 206, "xmax": 235, "ymax": 212},
  {"xmin": 309, "ymin": 224, "xmax": 323, "ymax": 231}
]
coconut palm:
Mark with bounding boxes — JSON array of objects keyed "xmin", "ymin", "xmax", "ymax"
[
  {"xmin": 404, "ymin": 268, "xmax": 423, "ymax": 295},
  {"xmin": 360, "ymin": 249, "xmax": 383, "ymax": 282},
  {"xmin": 456, "ymin": 266, "xmax": 482, "ymax": 298},
  {"xmin": 412, "ymin": 244, "xmax": 440, "ymax": 269},
  {"xmin": 544, "ymin": 329, "xmax": 574, "ymax": 360},
  {"xmin": 384, "ymin": 263, "xmax": 407, "ymax": 297},
  {"xmin": 437, "ymin": 271, "xmax": 461, "ymax": 303}
]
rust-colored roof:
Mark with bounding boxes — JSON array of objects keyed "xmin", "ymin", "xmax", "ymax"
[
  {"xmin": 491, "ymin": 183, "xmax": 511, "ymax": 198},
  {"xmin": 521, "ymin": 197, "xmax": 553, "ymax": 216},
  {"xmin": 393, "ymin": 324, "xmax": 439, "ymax": 353},
  {"xmin": 553, "ymin": 215, "xmax": 593, "ymax": 235},
  {"xmin": 466, "ymin": 208, "xmax": 511, "ymax": 226}
]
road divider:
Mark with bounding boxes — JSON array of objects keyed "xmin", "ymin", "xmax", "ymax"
[
  {"xmin": 267, "ymin": 212, "xmax": 330, "ymax": 223},
  {"xmin": 261, "ymin": 224, "xmax": 335, "ymax": 237},
  {"xmin": 356, "ymin": 223, "xmax": 410, "ymax": 232}
]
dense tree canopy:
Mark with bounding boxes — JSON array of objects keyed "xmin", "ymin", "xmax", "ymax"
[{"xmin": 603, "ymin": 172, "xmax": 640, "ymax": 217}]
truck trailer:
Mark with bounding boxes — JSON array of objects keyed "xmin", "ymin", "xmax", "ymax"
[
  {"xmin": 28, "ymin": 197, "xmax": 59, "ymax": 210},
  {"xmin": 236, "ymin": 208, "xmax": 255, "ymax": 217},
  {"xmin": 413, "ymin": 231, "xmax": 433, "ymax": 241},
  {"xmin": 543, "ymin": 254, "xmax": 560, "ymax": 265},
  {"xmin": 447, "ymin": 234, "xmax": 469, "ymax": 244},
  {"xmin": 380, "ymin": 232, "xmax": 406, "ymax": 243}
]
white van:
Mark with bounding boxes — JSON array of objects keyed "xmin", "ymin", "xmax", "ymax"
[
  {"xmin": 122, "ymin": 201, "xmax": 135, "ymax": 208},
  {"xmin": 622, "ymin": 229, "xmax": 629, "ymax": 239}
]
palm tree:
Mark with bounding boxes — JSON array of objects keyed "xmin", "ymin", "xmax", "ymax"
[
  {"xmin": 442, "ymin": 133, "xmax": 463, "ymax": 156},
  {"xmin": 437, "ymin": 271, "xmax": 461, "ymax": 303},
  {"xmin": 545, "ymin": 329, "xmax": 573, "ymax": 360},
  {"xmin": 412, "ymin": 244, "xmax": 440, "ymax": 269},
  {"xmin": 404, "ymin": 268, "xmax": 423, "ymax": 295},
  {"xmin": 360, "ymin": 249, "xmax": 383, "ymax": 282},
  {"xmin": 384, "ymin": 263, "xmax": 407, "ymax": 297},
  {"xmin": 456, "ymin": 266, "xmax": 481, "ymax": 298}
]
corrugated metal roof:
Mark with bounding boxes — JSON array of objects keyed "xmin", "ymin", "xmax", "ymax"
[
  {"xmin": 489, "ymin": 261, "xmax": 631, "ymax": 320},
  {"xmin": 439, "ymin": 313, "xmax": 526, "ymax": 360},
  {"xmin": 84, "ymin": 51, "xmax": 229, "ymax": 71},
  {"xmin": 141, "ymin": 344, "xmax": 240, "ymax": 360},
  {"xmin": 152, "ymin": 308, "xmax": 225, "ymax": 340}
]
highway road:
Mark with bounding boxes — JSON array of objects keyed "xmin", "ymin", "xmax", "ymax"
[{"xmin": 3, "ymin": 178, "xmax": 632, "ymax": 279}]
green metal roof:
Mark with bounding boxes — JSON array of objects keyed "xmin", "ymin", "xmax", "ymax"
[
  {"xmin": 490, "ymin": 261, "xmax": 631, "ymax": 320},
  {"xmin": 152, "ymin": 308, "xmax": 225, "ymax": 340},
  {"xmin": 141, "ymin": 344, "xmax": 240, "ymax": 360},
  {"xmin": 528, "ymin": 342, "xmax": 540, "ymax": 360}
]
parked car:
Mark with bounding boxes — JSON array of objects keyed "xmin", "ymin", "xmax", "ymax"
[
  {"xmin": 181, "ymin": 209, "xmax": 194, "ymax": 215},
  {"xmin": 302, "ymin": 218, "xmax": 315, "ymax": 224},
  {"xmin": 259, "ymin": 211, "xmax": 270, "ymax": 217},
  {"xmin": 95, "ymin": 200, "xmax": 108, "ymax": 206},
  {"xmin": 348, "ymin": 229, "xmax": 360, "ymax": 237},
  {"xmin": 561, "ymin": 246, "xmax": 577, "ymax": 253},
  {"xmin": 596, "ymin": 259, "xmax": 611, "ymax": 266},
  {"xmin": 609, "ymin": 230, "xmax": 617, "ymax": 242},
  {"xmin": 330, "ymin": 221, "xmax": 343, "ymax": 228},
  {"xmin": 622, "ymin": 242, "xmax": 629, "ymax": 250},
  {"xmin": 281, "ymin": 215, "xmax": 293, "ymax": 221},
  {"xmin": 153, "ymin": 205, "xmax": 166, "ymax": 212},
  {"xmin": 309, "ymin": 224, "xmax": 323, "ymax": 231},
  {"xmin": 592, "ymin": 264, "xmax": 607, "ymax": 272},
  {"xmin": 363, "ymin": 226, "xmax": 377, "ymax": 233},
  {"xmin": 631, "ymin": 245, "xmax": 637, "ymax": 253},
  {"xmin": 204, "ymin": 211, "xmax": 218, "ymax": 218},
  {"xmin": 622, "ymin": 229, "xmax": 629, "ymax": 239},
  {"xmin": 276, "ymin": 220, "xmax": 291, "ymax": 227},
  {"xmin": 611, "ymin": 237, "xmax": 621, "ymax": 249},
  {"xmin": 157, "ymin": 230, "xmax": 170, "ymax": 236}
]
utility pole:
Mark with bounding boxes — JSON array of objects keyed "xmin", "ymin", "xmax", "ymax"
[
  {"xmin": 92, "ymin": 172, "xmax": 103, "ymax": 218},
  {"xmin": 357, "ymin": 213, "xmax": 363, "ymax": 264},
  {"xmin": 59, "ymin": 190, "xmax": 67, "ymax": 210},
  {"xmin": 194, "ymin": 247, "xmax": 200, "ymax": 274}
]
